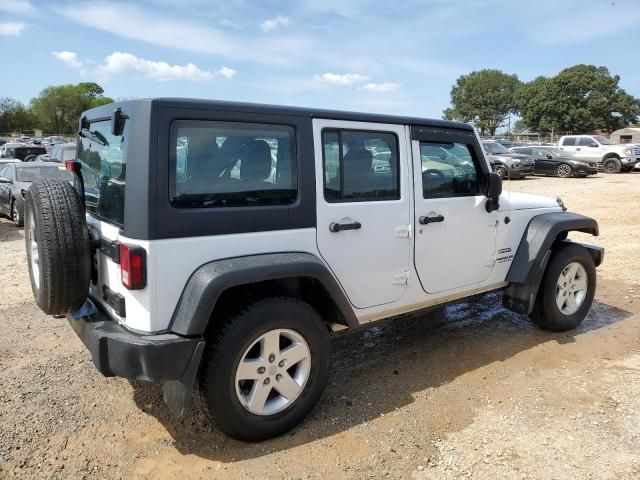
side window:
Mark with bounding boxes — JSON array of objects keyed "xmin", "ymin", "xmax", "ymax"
[
  {"xmin": 0, "ymin": 166, "xmax": 7, "ymax": 178},
  {"xmin": 562, "ymin": 137, "xmax": 576, "ymax": 146},
  {"xmin": 170, "ymin": 121, "xmax": 296, "ymax": 208},
  {"xmin": 420, "ymin": 142, "xmax": 481, "ymax": 199},
  {"xmin": 516, "ymin": 148, "xmax": 532, "ymax": 155},
  {"xmin": 322, "ymin": 129, "xmax": 399, "ymax": 202},
  {"xmin": 578, "ymin": 137, "xmax": 594, "ymax": 146},
  {"xmin": 532, "ymin": 148, "xmax": 547, "ymax": 158}
]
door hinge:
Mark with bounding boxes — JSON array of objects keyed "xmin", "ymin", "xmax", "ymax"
[
  {"xmin": 394, "ymin": 224, "xmax": 412, "ymax": 238},
  {"xmin": 393, "ymin": 271, "xmax": 410, "ymax": 285}
]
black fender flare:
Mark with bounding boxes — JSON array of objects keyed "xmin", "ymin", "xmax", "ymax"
[
  {"xmin": 169, "ymin": 252, "xmax": 359, "ymax": 336},
  {"xmin": 502, "ymin": 212, "xmax": 603, "ymax": 315}
]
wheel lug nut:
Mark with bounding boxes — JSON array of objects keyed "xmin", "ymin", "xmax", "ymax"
[
  {"xmin": 257, "ymin": 366, "xmax": 266, "ymax": 374},
  {"xmin": 276, "ymin": 374, "xmax": 282, "ymax": 381},
  {"xmin": 278, "ymin": 360, "xmax": 285, "ymax": 368},
  {"xmin": 269, "ymin": 354, "xmax": 275, "ymax": 363},
  {"xmin": 263, "ymin": 378, "xmax": 270, "ymax": 385}
]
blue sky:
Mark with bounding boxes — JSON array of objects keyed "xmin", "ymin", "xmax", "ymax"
[{"xmin": 1, "ymin": 0, "xmax": 639, "ymax": 119}]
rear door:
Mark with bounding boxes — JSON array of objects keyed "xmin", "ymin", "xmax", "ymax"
[
  {"xmin": 412, "ymin": 127, "xmax": 497, "ymax": 293},
  {"xmin": 314, "ymin": 120, "xmax": 412, "ymax": 309},
  {"xmin": 560, "ymin": 136, "xmax": 579, "ymax": 156}
]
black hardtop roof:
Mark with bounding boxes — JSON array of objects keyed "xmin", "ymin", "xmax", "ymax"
[{"xmin": 83, "ymin": 97, "xmax": 474, "ymax": 131}]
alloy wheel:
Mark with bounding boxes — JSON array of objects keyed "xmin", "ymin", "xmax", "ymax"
[{"xmin": 555, "ymin": 262, "xmax": 588, "ymax": 315}]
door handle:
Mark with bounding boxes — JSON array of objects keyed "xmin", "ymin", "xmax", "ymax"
[
  {"xmin": 329, "ymin": 221, "xmax": 362, "ymax": 233},
  {"xmin": 419, "ymin": 215, "xmax": 444, "ymax": 225}
]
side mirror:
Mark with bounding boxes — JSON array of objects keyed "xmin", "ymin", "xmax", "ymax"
[
  {"xmin": 0, "ymin": 177, "xmax": 11, "ymax": 184},
  {"xmin": 589, "ymin": 142, "xmax": 598, "ymax": 148},
  {"xmin": 485, "ymin": 172, "xmax": 502, "ymax": 212},
  {"xmin": 546, "ymin": 153, "xmax": 553, "ymax": 159}
]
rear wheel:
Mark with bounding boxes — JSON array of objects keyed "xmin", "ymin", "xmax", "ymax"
[
  {"xmin": 529, "ymin": 243, "xmax": 596, "ymax": 331},
  {"xmin": 196, "ymin": 297, "xmax": 331, "ymax": 442},
  {"xmin": 603, "ymin": 157, "xmax": 622, "ymax": 173},
  {"xmin": 555, "ymin": 164, "xmax": 572, "ymax": 178}
]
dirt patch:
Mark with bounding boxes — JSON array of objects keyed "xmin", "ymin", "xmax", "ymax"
[{"xmin": 1, "ymin": 173, "xmax": 639, "ymax": 480}]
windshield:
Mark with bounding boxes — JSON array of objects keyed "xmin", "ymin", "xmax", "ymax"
[
  {"xmin": 16, "ymin": 166, "xmax": 74, "ymax": 182},
  {"xmin": 483, "ymin": 142, "xmax": 509, "ymax": 154},
  {"xmin": 77, "ymin": 120, "xmax": 127, "ymax": 225},
  {"xmin": 592, "ymin": 135, "xmax": 614, "ymax": 145}
]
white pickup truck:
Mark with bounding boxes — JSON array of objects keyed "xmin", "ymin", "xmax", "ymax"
[{"xmin": 558, "ymin": 135, "xmax": 640, "ymax": 173}]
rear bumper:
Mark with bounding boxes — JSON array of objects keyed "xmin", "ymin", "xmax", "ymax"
[{"xmin": 68, "ymin": 300, "xmax": 205, "ymax": 383}]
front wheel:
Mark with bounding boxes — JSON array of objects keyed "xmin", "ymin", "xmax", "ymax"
[
  {"xmin": 603, "ymin": 157, "xmax": 622, "ymax": 173},
  {"xmin": 11, "ymin": 200, "xmax": 23, "ymax": 227},
  {"xmin": 196, "ymin": 297, "xmax": 331, "ymax": 441},
  {"xmin": 495, "ymin": 165, "xmax": 508, "ymax": 179},
  {"xmin": 555, "ymin": 163, "xmax": 572, "ymax": 178},
  {"xmin": 529, "ymin": 244, "xmax": 596, "ymax": 331}
]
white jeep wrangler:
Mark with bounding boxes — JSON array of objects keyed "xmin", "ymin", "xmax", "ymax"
[
  {"xmin": 558, "ymin": 134, "xmax": 640, "ymax": 173},
  {"xmin": 25, "ymin": 99, "xmax": 603, "ymax": 441}
]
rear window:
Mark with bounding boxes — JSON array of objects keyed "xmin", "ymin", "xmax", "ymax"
[
  {"xmin": 16, "ymin": 165, "xmax": 74, "ymax": 182},
  {"xmin": 169, "ymin": 120, "xmax": 296, "ymax": 208},
  {"xmin": 76, "ymin": 120, "xmax": 127, "ymax": 225},
  {"xmin": 14, "ymin": 147, "xmax": 46, "ymax": 160}
]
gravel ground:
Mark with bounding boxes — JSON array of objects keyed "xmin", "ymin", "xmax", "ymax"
[{"xmin": 1, "ymin": 173, "xmax": 639, "ymax": 480}]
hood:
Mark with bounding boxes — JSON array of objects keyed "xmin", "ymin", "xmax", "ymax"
[
  {"xmin": 497, "ymin": 152, "xmax": 532, "ymax": 161},
  {"xmin": 499, "ymin": 192, "xmax": 562, "ymax": 211}
]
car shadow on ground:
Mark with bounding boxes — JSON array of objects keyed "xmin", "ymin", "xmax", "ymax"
[
  {"xmin": 130, "ymin": 292, "xmax": 633, "ymax": 462},
  {"xmin": 0, "ymin": 217, "xmax": 23, "ymax": 242}
]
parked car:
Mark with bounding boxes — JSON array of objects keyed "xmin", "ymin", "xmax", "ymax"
[
  {"xmin": 49, "ymin": 142, "xmax": 76, "ymax": 163},
  {"xmin": 511, "ymin": 146, "xmax": 598, "ymax": 177},
  {"xmin": 25, "ymin": 99, "xmax": 603, "ymax": 442},
  {"xmin": 558, "ymin": 135, "xmax": 639, "ymax": 173},
  {"xmin": 483, "ymin": 141, "xmax": 535, "ymax": 179},
  {"xmin": 1, "ymin": 145, "xmax": 47, "ymax": 162},
  {"xmin": 0, "ymin": 142, "xmax": 26, "ymax": 158},
  {"xmin": 0, "ymin": 162, "xmax": 74, "ymax": 227}
]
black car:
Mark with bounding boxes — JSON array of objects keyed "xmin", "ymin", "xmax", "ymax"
[
  {"xmin": 0, "ymin": 162, "xmax": 74, "ymax": 227},
  {"xmin": 2, "ymin": 145, "xmax": 48, "ymax": 162},
  {"xmin": 511, "ymin": 146, "xmax": 598, "ymax": 177}
]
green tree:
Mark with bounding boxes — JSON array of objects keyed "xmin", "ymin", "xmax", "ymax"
[
  {"xmin": 517, "ymin": 65, "xmax": 640, "ymax": 133},
  {"xmin": 443, "ymin": 69, "xmax": 521, "ymax": 136},
  {"xmin": 30, "ymin": 82, "xmax": 113, "ymax": 134},
  {"xmin": 0, "ymin": 97, "xmax": 35, "ymax": 133}
]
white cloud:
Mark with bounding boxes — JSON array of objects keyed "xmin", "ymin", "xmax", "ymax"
[
  {"xmin": 0, "ymin": 20, "xmax": 24, "ymax": 35},
  {"xmin": 52, "ymin": 50, "xmax": 84, "ymax": 70},
  {"xmin": 218, "ymin": 66, "xmax": 236, "ymax": 79},
  {"xmin": 95, "ymin": 52, "xmax": 217, "ymax": 81},
  {"xmin": 360, "ymin": 82, "xmax": 400, "ymax": 93},
  {"xmin": 56, "ymin": 2, "xmax": 310, "ymax": 66},
  {"xmin": 219, "ymin": 18, "xmax": 239, "ymax": 29},
  {"xmin": 0, "ymin": 0, "xmax": 35, "ymax": 15},
  {"xmin": 261, "ymin": 15, "xmax": 289, "ymax": 32},
  {"xmin": 314, "ymin": 73, "xmax": 370, "ymax": 85}
]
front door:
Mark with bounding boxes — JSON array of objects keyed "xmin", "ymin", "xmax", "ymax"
[
  {"xmin": 314, "ymin": 120, "xmax": 411, "ymax": 309},
  {"xmin": 411, "ymin": 127, "xmax": 497, "ymax": 294}
]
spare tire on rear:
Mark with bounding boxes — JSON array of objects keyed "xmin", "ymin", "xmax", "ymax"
[{"xmin": 25, "ymin": 179, "xmax": 91, "ymax": 315}]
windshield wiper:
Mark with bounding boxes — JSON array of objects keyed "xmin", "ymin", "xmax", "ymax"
[{"xmin": 79, "ymin": 128, "xmax": 109, "ymax": 147}]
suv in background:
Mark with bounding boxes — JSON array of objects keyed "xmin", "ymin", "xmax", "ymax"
[
  {"xmin": 24, "ymin": 99, "xmax": 603, "ymax": 442},
  {"xmin": 558, "ymin": 135, "xmax": 639, "ymax": 173},
  {"xmin": 482, "ymin": 141, "xmax": 534, "ymax": 179}
]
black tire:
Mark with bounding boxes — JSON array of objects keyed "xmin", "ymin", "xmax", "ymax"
[
  {"xmin": 529, "ymin": 243, "xmax": 596, "ymax": 331},
  {"xmin": 196, "ymin": 297, "xmax": 331, "ymax": 442},
  {"xmin": 23, "ymin": 154, "xmax": 37, "ymax": 162},
  {"xmin": 555, "ymin": 163, "xmax": 572, "ymax": 178},
  {"xmin": 11, "ymin": 200, "xmax": 23, "ymax": 227},
  {"xmin": 602, "ymin": 157, "xmax": 622, "ymax": 173},
  {"xmin": 25, "ymin": 179, "xmax": 91, "ymax": 315},
  {"xmin": 495, "ymin": 165, "xmax": 508, "ymax": 179}
]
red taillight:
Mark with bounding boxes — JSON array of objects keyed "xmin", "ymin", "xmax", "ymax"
[
  {"xmin": 119, "ymin": 244, "xmax": 146, "ymax": 290},
  {"xmin": 65, "ymin": 160, "xmax": 80, "ymax": 172}
]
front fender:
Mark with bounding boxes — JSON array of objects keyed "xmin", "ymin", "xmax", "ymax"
[
  {"xmin": 169, "ymin": 252, "xmax": 359, "ymax": 336},
  {"xmin": 502, "ymin": 212, "xmax": 602, "ymax": 315}
]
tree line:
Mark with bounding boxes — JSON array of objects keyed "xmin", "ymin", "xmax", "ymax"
[
  {"xmin": 443, "ymin": 64, "xmax": 640, "ymax": 136},
  {"xmin": 0, "ymin": 82, "xmax": 113, "ymax": 135}
]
